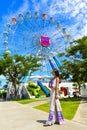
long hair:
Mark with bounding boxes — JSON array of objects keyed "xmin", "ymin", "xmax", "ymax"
[{"xmin": 53, "ymin": 68, "xmax": 59, "ymax": 77}]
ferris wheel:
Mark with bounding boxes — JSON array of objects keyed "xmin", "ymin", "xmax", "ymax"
[{"xmin": 3, "ymin": 11, "xmax": 71, "ymax": 75}]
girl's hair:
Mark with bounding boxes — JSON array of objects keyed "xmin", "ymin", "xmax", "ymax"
[
  {"xmin": 53, "ymin": 68, "xmax": 59, "ymax": 77},
  {"xmin": 53, "ymin": 68, "xmax": 61, "ymax": 83}
]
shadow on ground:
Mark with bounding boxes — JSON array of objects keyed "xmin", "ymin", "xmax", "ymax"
[{"xmin": 37, "ymin": 120, "xmax": 47, "ymax": 124}]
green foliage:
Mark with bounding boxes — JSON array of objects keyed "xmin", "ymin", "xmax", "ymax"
[
  {"xmin": 0, "ymin": 54, "xmax": 41, "ymax": 80},
  {"xmin": 0, "ymin": 91, "xmax": 2, "ymax": 98},
  {"xmin": 0, "ymin": 81, "xmax": 1, "ymax": 86},
  {"xmin": 0, "ymin": 54, "xmax": 42, "ymax": 97},
  {"xmin": 58, "ymin": 36, "xmax": 87, "ymax": 85},
  {"xmin": 0, "ymin": 89, "xmax": 7, "ymax": 98},
  {"xmin": 58, "ymin": 52, "xmax": 65, "ymax": 57},
  {"xmin": 18, "ymin": 99, "xmax": 40, "ymax": 104}
]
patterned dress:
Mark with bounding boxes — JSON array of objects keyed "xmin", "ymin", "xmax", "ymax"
[{"xmin": 46, "ymin": 78, "xmax": 64, "ymax": 125}]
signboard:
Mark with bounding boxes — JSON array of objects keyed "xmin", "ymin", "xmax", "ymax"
[{"xmin": 40, "ymin": 36, "xmax": 50, "ymax": 47}]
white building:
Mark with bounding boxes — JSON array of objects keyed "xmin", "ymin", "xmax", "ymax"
[{"xmin": 80, "ymin": 83, "xmax": 87, "ymax": 97}]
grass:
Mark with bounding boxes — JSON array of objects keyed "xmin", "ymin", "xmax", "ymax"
[
  {"xmin": 34, "ymin": 97, "xmax": 81, "ymax": 120},
  {"xmin": 17, "ymin": 96, "xmax": 48, "ymax": 104},
  {"xmin": 18, "ymin": 98, "xmax": 41, "ymax": 104}
]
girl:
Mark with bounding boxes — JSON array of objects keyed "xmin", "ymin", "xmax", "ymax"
[{"xmin": 44, "ymin": 68, "xmax": 64, "ymax": 126}]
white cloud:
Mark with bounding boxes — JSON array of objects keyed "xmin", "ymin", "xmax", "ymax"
[
  {"xmin": 18, "ymin": 0, "xmax": 29, "ymax": 13},
  {"xmin": 33, "ymin": 2, "xmax": 40, "ymax": 11},
  {"xmin": 43, "ymin": 0, "xmax": 49, "ymax": 3},
  {"xmin": 44, "ymin": 0, "xmax": 87, "ymax": 40}
]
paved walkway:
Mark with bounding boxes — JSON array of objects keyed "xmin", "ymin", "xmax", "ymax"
[
  {"xmin": 73, "ymin": 99, "xmax": 87, "ymax": 126},
  {"xmin": 0, "ymin": 100, "xmax": 87, "ymax": 130}
]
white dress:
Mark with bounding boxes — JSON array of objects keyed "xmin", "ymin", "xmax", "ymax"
[{"xmin": 46, "ymin": 78, "xmax": 64, "ymax": 125}]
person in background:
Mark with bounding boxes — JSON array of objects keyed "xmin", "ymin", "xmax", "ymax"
[{"xmin": 44, "ymin": 68, "xmax": 64, "ymax": 126}]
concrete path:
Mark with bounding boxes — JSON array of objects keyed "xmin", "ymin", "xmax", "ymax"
[
  {"xmin": 73, "ymin": 99, "xmax": 87, "ymax": 126},
  {"xmin": 0, "ymin": 100, "xmax": 87, "ymax": 130}
]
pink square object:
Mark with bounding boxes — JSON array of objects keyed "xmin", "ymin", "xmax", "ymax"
[{"xmin": 40, "ymin": 36, "xmax": 50, "ymax": 47}]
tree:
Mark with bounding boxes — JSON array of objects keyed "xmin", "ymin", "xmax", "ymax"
[
  {"xmin": 0, "ymin": 54, "xmax": 41, "ymax": 98},
  {"xmin": 0, "ymin": 81, "xmax": 1, "ymax": 86},
  {"xmin": 58, "ymin": 36, "xmax": 87, "ymax": 92}
]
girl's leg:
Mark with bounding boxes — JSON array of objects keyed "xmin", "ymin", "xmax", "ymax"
[
  {"xmin": 55, "ymin": 104, "xmax": 59, "ymax": 124},
  {"xmin": 55, "ymin": 99, "xmax": 64, "ymax": 124},
  {"xmin": 46, "ymin": 110, "xmax": 56, "ymax": 125}
]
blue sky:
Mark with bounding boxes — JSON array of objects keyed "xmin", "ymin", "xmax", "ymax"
[
  {"xmin": 0, "ymin": 0, "xmax": 87, "ymax": 36},
  {"xmin": 0, "ymin": 0, "xmax": 24, "ymax": 21},
  {"xmin": 0, "ymin": 0, "xmax": 87, "ymax": 55},
  {"xmin": 0, "ymin": 0, "xmax": 87, "ymax": 87}
]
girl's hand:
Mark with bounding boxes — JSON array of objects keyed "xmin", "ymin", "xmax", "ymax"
[{"xmin": 55, "ymin": 94, "xmax": 59, "ymax": 99}]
